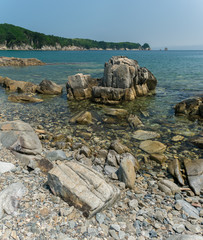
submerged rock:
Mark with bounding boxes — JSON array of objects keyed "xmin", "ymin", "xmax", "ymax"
[
  {"xmin": 139, "ymin": 140, "xmax": 166, "ymax": 154},
  {"xmin": 128, "ymin": 114, "xmax": 143, "ymax": 128},
  {"xmin": 132, "ymin": 130, "xmax": 160, "ymax": 140},
  {"xmin": 0, "ymin": 56, "xmax": 45, "ymax": 66},
  {"xmin": 47, "ymin": 161, "xmax": 120, "ymax": 218},
  {"xmin": 8, "ymin": 94, "xmax": 43, "ymax": 103},
  {"xmin": 69, "ymin": 111, "xmax": 92, "ymax": 125}
]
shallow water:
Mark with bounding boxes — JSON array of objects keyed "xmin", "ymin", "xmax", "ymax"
[{"xmin": 0, "ymin": 50, "xmax": 202, "ymax": 157}]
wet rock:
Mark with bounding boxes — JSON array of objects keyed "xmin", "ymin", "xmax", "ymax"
[
  {"xmin": 150, "ymin": 153, "xmax": 167, "ymax": 164},
  {"xmin": 176, "ymin": 199, "xmax": 199, "ymax": 218},
  {"xmin": 0, "ymin": 56, "xmax": 45, "ymax": 66},
  {"xmin": 8, "ymin": 94, "xmax": 43, "ymax": 103},
  {"xmin": 158, "ymin": 179, "xmax": 181, "ymax": 195},
  {"xmin": 175, "ymin": 96, "xmax": 203, "ymax": 119},
  {"xmin": 0, "ymin": 76, "xmax": 38, "ymax": 93},
  {"xmin": 47, "ymin": 161, "xmax": 120, "ymax": 218},
  {"xmin": 70, "ymin": 111, "xmax": 92, "ymax": 125},
  {"xmin": 172, "ymin": 135, "xmax": 184, "ymax": 142},
  {"xmin": 132, "ymin": 130, "xmax": 160, "ymax": 141},
  {"xmin": 0, "ymin": 182, "xmax": 27, "ymax": 219},
  {"xmin": 110, "ymin": 140, "xmax": 130, "ymax": 154},
  {"xmin": 117, "ymin": 153, "xmax": 139, "ymax": 189},
  {"xmin": 0, "ymin": 161, "xmax": 15, "ymax": 174},
  {"xmin": 37, "ymin": 79, "xmax": 63, "ymax": 95},
  {"xmin": 128, "ymin": 114, "xmax": 143, "ymax": 128},
  {"xmin": 104, "ymin": 107, "xmax": 128, "ymax": 118},
  {"xmin": 139, "ymin": 140, "xmax": 166, "ymax": 154},
  {"xmin": 168, "ymin": 159, "xmax": 184, "ymax": 185},
  {"xmin": 184, "ymin": 158, "xmax": 203, "ymax": 195},
  {"xmin": 190, "ymin": 135, "xmax": 203, "ymax": 149}
]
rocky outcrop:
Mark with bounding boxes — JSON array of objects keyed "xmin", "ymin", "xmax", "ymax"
[
  {"xmin": 175, "ymin": 96, "xmax": 203, "ymax": 119},
  {"xmin": 47, "ymin": 161, "xmax": 120, "ymax": 218},
  {"xmin": 0, "ymin": 76, "xmax": 38, "ymax": 93},
  {"xmin": 0, "ymin": 76, "xmax": 62, "ymax": 97},
  {"xmin": 66, "ymin": 73, "xmax": 98, "ymax": 100},
  {"xmin": 66, "ymin": 56, "xmax": 157, "ymax": 103},
  {"xmin": 0, "ymin": 57, "xmax": 45, "ymax": 66},
  {"xmin": 92, "ymin": 56, "xmax": 157, "ymax": 104}
]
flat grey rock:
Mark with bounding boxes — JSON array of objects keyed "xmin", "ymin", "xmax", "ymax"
[
  {"xmin": 48, "ymin": 161, "xmax": 120, "ymax": 218},
  {"xmin": 176, "ymin": 199, "xmax": 199, "ymax": 218},
  {"xmin": 0, "ymin": 161, "xmax": 15, "ymax": 174}
]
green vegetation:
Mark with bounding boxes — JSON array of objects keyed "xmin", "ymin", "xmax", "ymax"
[{"xmin": 0, "ymin": 23, "xmax": 150, "ymax": 50}]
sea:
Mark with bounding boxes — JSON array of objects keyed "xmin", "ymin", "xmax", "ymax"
[{"xmin": 0, "ymin": 50, "xmax": 202, "ymax": 155}]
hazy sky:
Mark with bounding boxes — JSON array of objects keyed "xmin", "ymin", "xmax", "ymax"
[{"xmin": 0, "ymin": 0, "xmax": 203, "ymax": 50}]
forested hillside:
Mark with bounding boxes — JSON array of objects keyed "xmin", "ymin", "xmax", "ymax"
[{"xmin": 0, "ymin": 23, "xmax": 150, "ymax": 50}]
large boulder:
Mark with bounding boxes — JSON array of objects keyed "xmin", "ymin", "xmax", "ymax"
[
  {"xmin": 0, "ymin": 120, "xmax": 42, "ymax": 167},
  {"xmin": 66, "ymin": 73, "xmax": 97, "ymax": 100},
  {"xmin": 175, "ymin": 96, "xmax": 203, "ymax": 119},
  {"xmin": 37, "ymin": 79, "xmax": 63, "ymax": 95},
  {"xmin": 92, "ymin": 56, "xmax": 157, "ymax": 104},
  {"xmin": 47, "ymin": 161, "xmax": 120, "ymax": 218}
]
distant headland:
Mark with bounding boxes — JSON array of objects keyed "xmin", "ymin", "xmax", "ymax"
[{"xmin": 0, "ymin": 23, "xmax": 150, "ymax": 51}]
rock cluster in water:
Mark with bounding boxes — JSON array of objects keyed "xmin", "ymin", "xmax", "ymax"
[
  {"xmin": 0, "ymin": 56, "xmax": 45, "ymax": 66},
  {"xmin": 0, "ymin": 76, "xmax": 63, "ymax": 102},
  {"xmin": 66, "ymin": 56, "xmax": 157, "ymax": 104}
]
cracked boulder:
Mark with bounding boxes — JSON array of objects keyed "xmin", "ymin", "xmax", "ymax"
[{"xmin": 47, "ymin": 161, "xmax": 120, "ymax": 218}]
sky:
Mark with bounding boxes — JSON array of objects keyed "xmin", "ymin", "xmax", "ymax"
[{"xmin": 0, "ymin": 0, "xmax": 203, "ymax": 50}]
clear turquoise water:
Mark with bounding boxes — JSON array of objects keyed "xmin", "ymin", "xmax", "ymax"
[{"xmin": 0, "ymin": 50, "xmax": 202, "ymax": 154}]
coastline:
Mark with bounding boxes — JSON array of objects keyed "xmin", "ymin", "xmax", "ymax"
[{"xmin": 0, "ymin": 44, "xmax": 150, "ymax": 51}]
